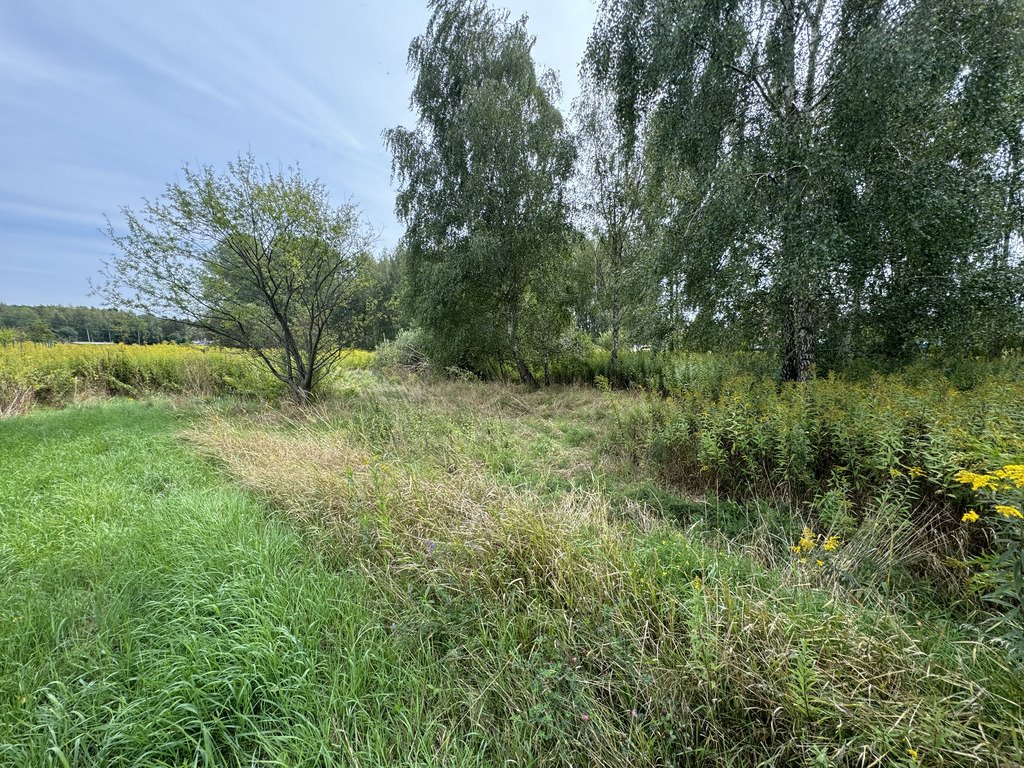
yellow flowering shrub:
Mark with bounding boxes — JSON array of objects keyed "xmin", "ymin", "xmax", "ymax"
[
  {"xmin": 614, "ymin": 365, "xmax": 1024, "ymax": 603},
  {"xmin": 995, "ymin": 505, "xmax": 1024, "ymax": 520}
]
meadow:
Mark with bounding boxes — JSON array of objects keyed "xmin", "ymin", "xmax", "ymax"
[
  {"xmin": 0, "ymin": 343, "xmax": 373, "ymax": 416},
  {"xmin": 1, "ymin": 344, "xmax": 1023, "ymax": 766}
]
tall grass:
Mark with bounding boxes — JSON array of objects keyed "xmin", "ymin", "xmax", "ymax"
[
  {"xmin": 3, "ymin": 366, "xmax": 1023, "ymax": 765},
  {"xmin": 187, "ymin": 376, "xmax": 1024, "ymax": 766},
  {"xmin": 0, "ymin": 400, "xmax": 534, "ymax": 767},
  {"xmin": 0, "ymin": 343, "xmax": 375, "ymax": 415}
]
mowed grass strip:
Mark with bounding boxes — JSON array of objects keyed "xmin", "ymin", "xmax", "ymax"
[{"xmin": 0, "ymin": 400, "xmax": 460, "ymax": 767}]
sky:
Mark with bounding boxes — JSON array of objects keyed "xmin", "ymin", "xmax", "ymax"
[{"xmin": 0, "ymin": 0, "xmax": 596, "ymax": 306}]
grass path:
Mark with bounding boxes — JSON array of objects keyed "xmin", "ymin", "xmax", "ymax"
[{"xmin": 0, "ymin": 401, "xmax": 410, "ymax": 767}]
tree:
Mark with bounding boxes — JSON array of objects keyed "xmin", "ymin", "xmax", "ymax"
[
  {"xmin": 26, "ymin": 319, "xmax": 55, "ymax": 344},
  {"xmin": 343, "ymin": 249, "xmax": 403, "ymax": 350},
  {"xmin": 97, "ymin": 152, "xmax": 375, "ymax": 402},
  {"xmin": 573, "ymin": 80, "xmax": 644, "ymax": 368},
  {"xmin": 386, "ymin": 0, "xmax": 576, "ymax": 385},
  {"xmin": 587, "ymin": 0, "xmax": 1024, "ymax": 377},
  {"xmin": 0, "ymin": 328, "xmax": 23, "ymax": 346}
]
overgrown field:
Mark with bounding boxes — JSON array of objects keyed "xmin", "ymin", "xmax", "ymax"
[
  {"xmin": 1, "ymin": 366, "xmax": 1023, "ymax": 766},
  {"xmin": 0, "ymin": 343, "xmax": 373, "ymax": 416}
]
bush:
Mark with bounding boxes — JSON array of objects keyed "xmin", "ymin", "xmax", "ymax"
[
  {"xmin": 609, "ymin": 367, "xmax": 1024, "ymax": 604},
  {"xmin": 373, "ymin": 329, "xmax": 427, "ymax": 373}
]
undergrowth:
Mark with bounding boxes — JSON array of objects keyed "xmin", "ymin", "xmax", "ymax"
[
  {"xmin": 186, "ymin": 374, "xmax": 1024, "ymax": 767},
  {"xmin": 3, "ymin": 360, "xmax": 1024, "ymax": 766}
]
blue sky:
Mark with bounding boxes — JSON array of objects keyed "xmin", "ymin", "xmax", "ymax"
[{"xmin": 0, "ymin": 0, "xmax": 595, "ymax": 305}]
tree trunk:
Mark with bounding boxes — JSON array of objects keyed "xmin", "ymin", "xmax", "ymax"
[
  {"xmin": 506, "ymin": 307, "xmax": 537, "ymax": 388},
  {"xmin": 610, "ymin": 308, "xmax": 621, "ymax": 369},
  {"xmin": 287, "ymin": 380, "xmax": 311, "ymax": 405},
  {"xmin": 782, "ymin": 297, "xmax": 815, "ymax": 382},
  {"xmin": 778, "ymin": 0, "xmax": 815, "ymax": 383},
  {"xmin": 515, "ymin": 355, "xmax": 537, "ymax": 387}
]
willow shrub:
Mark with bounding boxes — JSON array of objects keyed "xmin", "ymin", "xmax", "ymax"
[{"xmin": 0, "ymin": 343, "xmax": 375, "ymax": 414}]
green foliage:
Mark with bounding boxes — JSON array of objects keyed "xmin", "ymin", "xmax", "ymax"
[
  {"xmin": 951, "ymin": 466, "xmax": 1024, "ymax": 657},
  {"xmin": 610, "ymin": 361, "xmax": 1024, "ymax": 601},
  {"xmin": 572, "ymin": 80, "xmax": 644, "ymax": 366},
  {"xmin": 372, "ymin": 328, "xmax": 428, "ymax": 373},
  {"xmin": 0, "ymin": 328, "xmax": 23, "ymax": 347},
  {"xmin": 99, "ymin": 151, "xmax": 375, "ymax": 401},
  {"xmin": 586, "ymin": 0, "xmax": 1024, "ymax": 373},
  {"xmin": 386, "ymin": 0, "xmax": 576, "ymax": 384},
  {"xmin": 344, "ymin": 249, "xmax": 403, "ymax": 350},
  {"xmin": 0, "ymin": 305, "xmax": 194, "ymax": 344}
]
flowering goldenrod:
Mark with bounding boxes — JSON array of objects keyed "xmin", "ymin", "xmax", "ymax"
[
  {"xmin": 961, "ymin": 510, "xmax": 980, "ymax": 523},
  {"xmin": 954, "ymin": 470, "xmax": 998, "ymax": 491},
  {"xmin": 995, "ymin": 504, "xmax": 1023, "ymax": 520},
  {"xmin": 991, "ymin": 464, "xmax": 1024, "ymax": 489},
  {"xmin": 798, "ymin": 526, "xmax": 816, "ymax": 552},
  {"xmin": 823, "ymin": 535, "xmax": 840, "ymax": 552}
]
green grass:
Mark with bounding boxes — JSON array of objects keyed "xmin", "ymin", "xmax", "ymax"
[
  {"xmin": 0, "ymin": 401, "xmax": 407, "ymax": 766},
  {"xmin": 2, "ymin": 386, "xmax": 1024, "ymax": 766},
  {"xmin": 189, "ymin": 376, "xmax": 1024, "ymax": 766}
]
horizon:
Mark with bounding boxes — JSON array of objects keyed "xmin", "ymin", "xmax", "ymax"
[{"xmin": 0, "ymin": 0, "xmax": 594, "ymax": 306}]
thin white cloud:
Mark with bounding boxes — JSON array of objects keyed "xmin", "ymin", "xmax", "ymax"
[
  {"xmin": 0, "ymin": 0, "xmax": 597, "ymax": 303},
  {"xmin": 0, "ymin": 199, "xmax": 104, "ymax": 229}
]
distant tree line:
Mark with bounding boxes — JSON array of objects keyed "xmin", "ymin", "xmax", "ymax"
[
  {"xmin": 0, "ymin": 304, "xmax": 195, "ymax": 345},
  {"xmin": 2, "ymin": 249, "xmax": 400, "ymax": 354}
]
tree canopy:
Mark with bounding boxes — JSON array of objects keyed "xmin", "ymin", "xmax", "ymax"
[
  {"xmin": 386, "ymin": 0, "xmax": 576, "ymax": 384},
  {"xmin": 586, "ymin": 0, "xmax": 1024, "ymax": 375},
  {"xmin": 97, "ymin": 152, "xmax": 375, "ymax": 401}
]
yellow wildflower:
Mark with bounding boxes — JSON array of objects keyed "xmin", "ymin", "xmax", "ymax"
[
  {"xmin": 995, "ymin": 505, "xmax": 1024, "ymax": 520},
  {"xmin": 907, "ymin": 748, "xmax": 919, "ymax": 760},
  {"xmin": 953, "ymin": 470, "xmax": 997, "ymax": 491},
  {"xmin": 961, "ymin": 510, "xmax": 980, "ymax": 523},
  {"xmin": 790, "ymin": 545, "xmax": 801, "ymax": 554},
  {"xmin": 991, "ymin": 464, "xmax": 1024, "ymax": 489},
  {"xmin": 907, "ymin": 466, "xmax": 926, "ymax": 478},
  {"xmin": 823, "ymin": 535, "xmax": 840, "ymax": 552},
  {"xmin": 798, "ymin": 526, "xmax": 816, "ymax": 552},
  {"xmin": 816, "ymin": 559, "xmax": 825, "ymax": 567}
]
